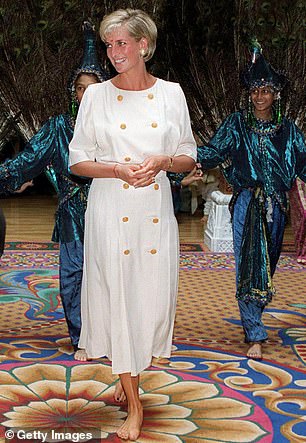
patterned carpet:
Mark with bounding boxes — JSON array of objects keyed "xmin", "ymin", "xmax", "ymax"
[{"xmin": 0, "ymin": 242, "xmax": 305, "ymax": 443}]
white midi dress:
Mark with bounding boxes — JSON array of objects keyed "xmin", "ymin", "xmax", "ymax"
[{"xmin": 69, "ymin": 78, "xmax": 196, "ymax": 375}]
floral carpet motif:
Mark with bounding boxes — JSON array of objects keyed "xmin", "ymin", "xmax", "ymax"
[
  {"xmin": 179, "ymin": 251, "xmax": 305, "ymax": 271},
  {"xmin": 1, "ymin": 343, "xmax": 306, "ymax": 443},
  {"xmin": 4, "ymin": 242, "xmax": 60, "ymax": 251},
  {"xmin": 0, "ymin": 243, "xmax": 305, "ymax": 442}
]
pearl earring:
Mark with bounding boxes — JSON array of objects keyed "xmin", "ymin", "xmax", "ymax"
[{"xmin": 140, "ymin": 48, "xmax": 146, "ymax": 57}]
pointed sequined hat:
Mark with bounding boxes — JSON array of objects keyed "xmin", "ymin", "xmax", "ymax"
[
  {"xmin": 68, "ymin": 20, "xmax": 108, "ymax": 97},
  {"xmin": 241, "ymin": 40, "xmax": 287, "ymax": 91}
]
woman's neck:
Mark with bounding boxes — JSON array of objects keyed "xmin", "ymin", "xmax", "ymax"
[
  {"xmin": 112, "ymin": 70, "xmax": 156, "ymax": 91},
  {"xmin": 253, "ymin": 109, "xmax": 273, "ymax": 121}
]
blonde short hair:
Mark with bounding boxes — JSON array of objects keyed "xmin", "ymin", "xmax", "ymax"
[{"xmin": 99, "ymin": 9, "xmax": 157, "ymax": 62}]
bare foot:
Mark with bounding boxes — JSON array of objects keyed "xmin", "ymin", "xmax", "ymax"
[
  {"xmin": 114, "ymin": 380, "xmax": 126, "ymax": 402},
  {"xmin": 74, "ymin": 348, "xmax": 88, "ymax": 361},
  {"xmin": 117, "ymin": 405, "xmax": 143, "ymax": 441},
  {"xmin": 247, "ymin": 342, "xmax": 262, "ymax": 360}
]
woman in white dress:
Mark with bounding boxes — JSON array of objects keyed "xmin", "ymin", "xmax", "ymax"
[{"xmin": 69, "ymin": 8, "xmax": 196, "ymax": 441}]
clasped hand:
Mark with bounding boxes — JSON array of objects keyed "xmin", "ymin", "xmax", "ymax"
[{"xmin": 116, "ymin": 155, "xmax": 169, "ymax": 187}]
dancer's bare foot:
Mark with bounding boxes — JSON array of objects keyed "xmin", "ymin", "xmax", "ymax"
[
  {"xmin": 74, "ymin": 348, "xmax": 88, "ymax": 361},
  {"xmin": 114, "ymin": 380, "xmax": 126, "ymax": 402},
  {"xmin": 247, "ymin": 342, "xmax": 262, "ymax": 360},
  {"xmin": 117, "ymin": 405, "xmax": 143, "ymax": 441}
]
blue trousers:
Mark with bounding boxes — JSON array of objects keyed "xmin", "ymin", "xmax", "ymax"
[
  {"xmin": 59, "ymin": 240, "xmax": 83, "ymax": 349},
  {"xmin": 232, "ymin": 190, "xmax": 286, "ymax": 343}
]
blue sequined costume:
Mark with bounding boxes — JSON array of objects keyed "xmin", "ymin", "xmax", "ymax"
[
  {"xmin": 0, "ymin": 20, "xmax": 107, "ymax": 350},
  {"xmin": 198, "ymin": 110, "xmax": 306, "ymax": 342},
  {"xmin": 0, "ymin": 113, "xmax": 89, "ymax": 347}
]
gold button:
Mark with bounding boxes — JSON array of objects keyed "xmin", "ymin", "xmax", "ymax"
[
  {"xmin": 150, "ymin": 249, "xmax": 157, "ymax": 254},
  {"xmin": 154, "ymin": 184, "xmax": 159, "ymax": 190},
  {"xmin": 148, "ymin": 93, "xmax": 154, "ymax": 99},
  {"xmin": 122, "ymin": 217, "xmax": 129, "ymax": 222},
  {"xmin": 117, "ymin": 95, "xmax": 123, "ymax": 101},
  {"xmin": 153, "ymin": 218, "xmax": 159, "ymax": 223},
  {"xmin": 151, "ymin": 122, "xmax": 158, "ymax": 128},
  {"xmin": 123, "ymin": 183, "xmax": 129, "ymax": 189},
  {"xmin": 124, "ymin": 156, "xmax": 131, "ymax": 162},
  {"xmin": 124, "ymin": 249, "xmax": 130, "ymax": 255},
  {"xmin": 120, "ymin": 123, "xmax": 126, "ymax": 129}
]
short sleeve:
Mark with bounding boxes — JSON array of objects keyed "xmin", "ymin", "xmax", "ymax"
[
  {"xmin": 174, "ymin": 85, "xmax": 197, "ymax": 160},
  {"xmin": 69, "ymin": 86, "xmax": 97, "ymax": 166}
]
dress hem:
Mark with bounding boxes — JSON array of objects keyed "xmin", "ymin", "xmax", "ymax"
[{"xmin": 83, "ymin": 351, "xmax": 172, "ymax": 376}]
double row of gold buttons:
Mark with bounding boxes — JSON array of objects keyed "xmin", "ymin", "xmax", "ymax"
[
  {"xmin": 118, "ymin": 91, "xmax": 159, "ymax": 256},
  {"xmin": 117, "ymin": 93, "xmax": 157, "ymax": 130},
  {"xmin": 122, "ymin": 216, "xmax": 159, "ymax": 256}
]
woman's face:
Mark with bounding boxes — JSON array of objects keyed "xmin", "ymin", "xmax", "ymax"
[
  {"xmin": 104, "ymin": 25, "xmax": 145, "ymax": 74},
  {"xmin": 250, "ymin": 86, "xmax": 275, "ymax": 115},
  {"xmin": 75, "ymin": 74, "xmax": 99, "ymax": 103}
]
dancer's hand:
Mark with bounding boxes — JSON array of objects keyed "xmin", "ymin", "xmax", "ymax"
[
  {"xmin": 15, "ymin": 180, "xmax": 34, "ymax": 193},
  {"xmin": 181, "ymin": 166, "xmax": 203, "ymax": 186}
]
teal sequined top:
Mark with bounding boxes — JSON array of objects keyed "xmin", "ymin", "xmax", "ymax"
[
  {"xmin": 197, "ymin": 111, "xmax": 306, "ymax": 202},
  {"xmin": 0, "ymin": 114, "xmax": 90, "ymax": 243},
  {"xmin": 198, "ymin": 110, "xmax": 306, "ymax": 306}
]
